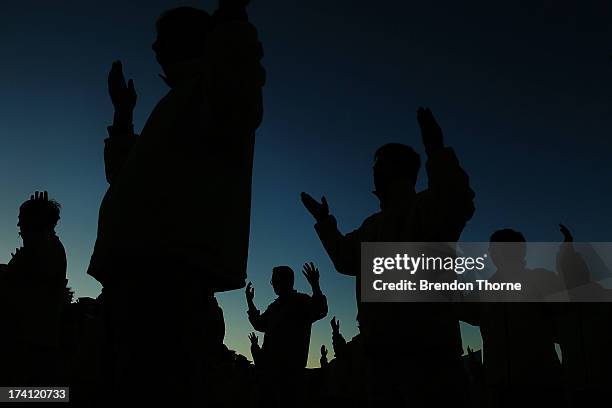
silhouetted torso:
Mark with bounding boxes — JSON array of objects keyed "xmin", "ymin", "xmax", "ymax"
[
  {"xmin": 6, "ymin": 235, "xmax": 67, "ymax": 348},
  {"xmin": 88, "ymin": 19, "xmax": 265, "ymax": 292},
  {"xmin": 0, "ymin": 234, "xmax": 67, "ymax": 385},
  {"xmin": 249, "ymin": 290, "xmax": 327, "ymax": 370},
  {"xmin": 315, "ymin": 147, "xmax": 474, "ymax": 355}
]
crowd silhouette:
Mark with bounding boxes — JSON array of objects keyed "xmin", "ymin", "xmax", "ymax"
[{"xmin": 0, "ymin": 1, "xmax": 611, "ymax": 407}]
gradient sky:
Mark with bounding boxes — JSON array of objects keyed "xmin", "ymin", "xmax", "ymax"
[{"xmin": 0, "ymin": 0, "xmax": 611, "ymax": 367}]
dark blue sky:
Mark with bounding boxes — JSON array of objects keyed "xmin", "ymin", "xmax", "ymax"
[{"xmin": 0, "ymin": 0, "xmax": 610, "ymax": 365}]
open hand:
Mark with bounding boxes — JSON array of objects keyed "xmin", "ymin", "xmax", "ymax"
[
  {"xmin": 300, "ymin": 192, "xmax": 329, "ymax": 222},
  {"xmin": 30, "ymin": 190, "xmax": 49, "ymax": 202},
  {"xmin": 248, "ymin": 332, "xmax": 258, "ymax": 346},
  {"xmin": 108, "ymin": 61, "xmax": 137, "ymax": 116},
  {"xmin": 245, "ymin": 281, "xmax": 255, "ymax": 302},
  {"xmin": 302, "ymin": 262, "xmax": 320, "ymax": 288}
]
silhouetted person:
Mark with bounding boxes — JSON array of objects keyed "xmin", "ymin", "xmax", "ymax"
[
  {"xmin": 87, "ymin": 0, "xmax": 265, "ymax": 404},
  {"xmin": 555, "ymin": 225, "xmax": 612, "ymax": 408},
  {"xmin": 246, "ymin": 263, "xmax": 328, "ymax": 369},
  {"xmin": 301, "ymin": 107, "xmax": 474, "ymax": 407},
  {"xmin": 246, "ymin": 263, "xmax": 328, "ymax": 407},
  {"xmin": 463, "ymin": 229, "xmax": 565, "ymax": 408},
  {"xmin": 320, "ymin": 345, "xmax": 329, "ymax": 368},
  {"xmin": 557, "ymin": 224, "xmax": 612, "ymax": 302},
  {"xmin": 322, "ymin": 316, "xmax": 366, "ymax": 406},
  {"xmin": 0, "ymin": 191, "xmax": 67, "ymax": 386}
]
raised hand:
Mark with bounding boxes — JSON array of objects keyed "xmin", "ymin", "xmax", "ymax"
[
  {"xmin": 302, "ymin": 262, "xmax": 320, "ymax": 289},
  {"xmin": 300, "ymin": 192, "xmax": 329, "ymax": 222},
  {"xmin": 108, "ymin": 61, "xmax": 137, "ymax": 125},
  {"xmin": 248, "ymin": 332, "xmax": 258, "ymax": 346},
  {"xmin": 245, "ymin": 281, "xmax": 255, "ymax": 302},
  {"xmin": 330, "ymin": 316, "xmax": 340, "ymax": 334},
  {"xmin": 559, "ymin": 224, "xmax": 574, "ymax": 243},
  {"xmin": 417, "ymin": 107, "xmax": 444, "ymax": 156},
  {"xmin": 30, "ymin": 190, "xmax": 49, "ymax": 202}
]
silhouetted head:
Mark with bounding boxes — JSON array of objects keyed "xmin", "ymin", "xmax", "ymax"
[
  {"xmin": 271, "ymin": 266, "xmax": 294, "ymax": 296},
  {"xmin": 152, "ymin": 7, "xmax": 213, "ymax": 83},
  {"xmin": 488, "ymin": 229, "xmax": 527, "ymax": 270},
  {"xmin": 373, "ymin": 143, "xmax": 420, "ymax": 205},
  {"xmin": 18, "ymin": 196, "xmax": 61, "ymax": 244}
]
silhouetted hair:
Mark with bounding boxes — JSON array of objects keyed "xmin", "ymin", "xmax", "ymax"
[
  {"xmin": 489, "ymin": 229, "xmax": 526, "ymax": 242},
  {"xmin": 272, "ymin": 266, "xmax": 295, "ymax": 287},
  {"xmin": 374, "ymin": 143, "xmax": 421, "ymax": 184},
  {"xmin": 19, "ymin": 198, "xmax": 61, "ymax": 230},
  {"xmin": 489, "ymin": 228, "xmax": 527, "ymax": 265}
]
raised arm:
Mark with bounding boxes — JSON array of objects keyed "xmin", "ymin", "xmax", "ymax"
[
  {"xmin": 301, "ymin": 193, "xmax": 362, "ymax": 276},
  {"xmin": 302, "ymin": 262, "xmax": 328, "ymax": 321},
  {"xmin": 248, "ymin": 332, "xmax": 262, "ymax": 366},
  {"xmin": 417, "ymin": 107, "xmax": 475, "ymax": 240},
  {"xmin": 212, "ymin": 0, "xmax": 250, "ymax": 23},
  {"xmin": 205, "ymin": 0, "xmax": 265, "ymax": 134},
  {"xmin": 556, "ymin": 224, "xmax": 592, "ymax": 292},
  {"xmin": 245, "ymin": 282, "xmax": 268, "ymax": 332},
  {"xmin": 330, "ymin": 316, "xmax": 347, "ymax": 358},
  {"xmin": 105, "ymin": 61, "xmax": 138, "ymax": 184}
]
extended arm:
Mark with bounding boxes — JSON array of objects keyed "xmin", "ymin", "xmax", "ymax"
[
  {"xmin": 245, "ymin": 282, "xmax": 268, "ymax": 331},
  {"xmin": 301, "ymin": 193, "xmax": 362, "ymax": 276},
  {"xmin": 303, "ymin": 262, "xmax": 328, "ymax": 321},
  {"xmin": 105, "ymin": 61, "xmax": 138, "ymax": 184},
  {"xmin": 205, "ymin": 0, "xmax": 265, "ymax": 134},
  {"xmin": 212, "ymin": 0, "xmax": 249, "ymax": 23},
  {"xmin": 248, "ymin": 332, "xmax": 262, "ymax": 365},
  {"xmin": 557, "ymin": 224, "xmax": 590, "ymax": 288},
  {"xmin": 417, "ymin": 108, "xmax": 475, "ymax": 241},
  {"xmin": 330, "ymin": 316, "xmax": 348, "ymax": 358}
]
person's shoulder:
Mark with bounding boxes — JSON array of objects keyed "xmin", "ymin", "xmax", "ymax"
[
  {"xmin": 293, "ymin": 291, "xmax": 310, "ymax": 299},
  {"xmin": 49, "ymin": 235, "xmax": 67, "ymax": 260},
  {"xmin": 53, "ymin": 235, "xmax": 66, "ymax": 252},
  {"xmin": 528, "ymin": 267, "xmax": 557, "ymax": 279},
  {"xmin": 360, "ymin": 211, "xmax": 384, "ymax": 228},
  {"xmin": 527, "ymin": 267, "xmax": 564, "ymax": 296},
  {"xmin": 293, "ymin": 291, "xmax": 314, "ymax": 304},
  {"xmin": 210, "ymin": 20, "xmax": 260, "ymax": 43}
]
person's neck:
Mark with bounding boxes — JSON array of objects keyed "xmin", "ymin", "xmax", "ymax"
[
  {"xmin": 23, "ymin": 231, "xmax": 55, "ymax": 247},
  {"xmin": 277, "ymin": 289, "xmax": 296, "ymax": 299},
  {"xmin": 493, "ymin": 264, "xmax": 526, "ymax": 279},
  {"xmin": 161, "ymin": 57, "xmax": 206, "ymax": 88},
  {"xmin": 377, "ymin": 189, "xmax": 416, "ymax": 212}
]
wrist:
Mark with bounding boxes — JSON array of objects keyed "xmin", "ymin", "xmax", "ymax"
[
  {"xmin": 425, "ymin": 144, "xmax": 445, "ymax": 157},
  {"xmin": 113, "ymin": 109, "xmax": 133, "ymax": 128},
  {"xmin": 315, "ymin": 212, "xmax": 330, "ymax": 223}
]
